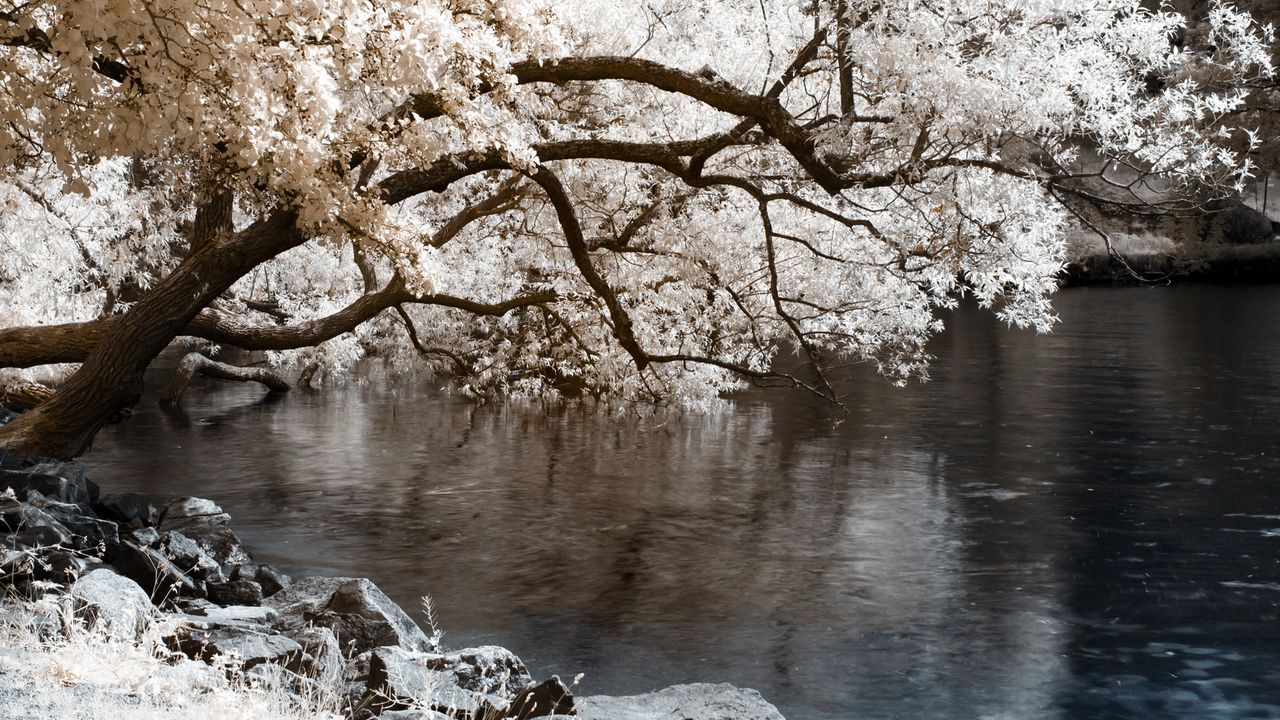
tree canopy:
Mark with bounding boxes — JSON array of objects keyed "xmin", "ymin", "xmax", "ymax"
[{"xmin": 0, "ymin": 0, "xmax": 1272, "ymax": 460}]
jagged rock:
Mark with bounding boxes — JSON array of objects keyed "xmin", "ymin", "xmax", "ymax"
[
  {"xmin": 129, "ymin": 527, "xmax": 160, "ymax": 548},
  {"xmin": 362, "ymin": 645, "xmax": 533, "ymax": 718},
  {"xmin": 25, "ymin": 497, "xmax": 118, "ymax": 551},
  {"xmin": 508, "ymin": 676, "xmax": 576, "ymax": 719},
  {"xmin": 176, "ymin": 596, "xmax": 219, "ymax": 615},
  {"xmin": 175, "ymin": 624, "xmax": 304, "ymax": 670},
  {"xmin": 162, "ymin": 531, "xmax": 222, "ymax": 582},
  {"xmin": 290, "ymin": 625, "xmax": 343, "ymax": 684},
  {"xmin": 8, "ymin": 524, "xmax": 68, "ymax": 550},
  {"xmin": 0, "ymin": 468, "xmax": 94, "ymax": 506},
  {"xmin": 95, "ymin": 493, "xmax": 158, "ymax": 529},
  {"xmin": 32, "ymin": 550, "xmax": 102, "ymax": 586},
  {"xmin": 0, "ymin": 493, "xmax": 23, "ymax": 531},
  {"xmin": 573, "ymin": 683, "xmax": 787, "ymax": 720},
  {"xmin": 106, "ymin": 541, "xmax": 200, "ymax": 603},
  {"xmin": 68, "ymin": 569, "xmax": 152, "ymax": 640},
  {"xmin": 264, "ymin": 576, "xmax": 431, "ymax": 656},
  {"xmin": 344, "ymin": 650, "xmax": 372, "ymax": 682},
  {"xmin": 207, "ymin": 579, "xmax": 263, "ymax": 606},
  {"xmin": 159, "ymin": 497, "xmax": 231, "ymax": 531},
  {"xmin": 379, "ymin": 711, "xmax": 454, "ymax": 720},
  {"xmin": 246, "ymin": 563, "xmax": 291, "ymax": 597},
  {"xmin": 197, "ymin": 604, "xmax": 279, "ymax": 625},
  {"xmin": 178, "ymin": 524, "xmax": 250, "ymax": 568}
]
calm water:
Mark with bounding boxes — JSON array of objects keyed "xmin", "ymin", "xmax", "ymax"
[{"xmin": 84, "ymin": 286, "xmax": 1280, "ymax": 719}]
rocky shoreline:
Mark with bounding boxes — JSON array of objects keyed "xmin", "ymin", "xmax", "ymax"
[{"xmin": 0, "ymin": 455, "xmax": 786, "ymax": 720}]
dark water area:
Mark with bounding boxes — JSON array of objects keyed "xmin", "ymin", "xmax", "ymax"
[{"xmin": 84, "ymin": 286, "xmax": 1280, "ymax": 719}]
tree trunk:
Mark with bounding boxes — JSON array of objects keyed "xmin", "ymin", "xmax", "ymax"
[
  {"xmin": 160, "ymin": 352, "xmax": 290, "ymax": 406},
  {"xmin": 0, "ymin": 211, "xmax": 303, "ymax": 461}
]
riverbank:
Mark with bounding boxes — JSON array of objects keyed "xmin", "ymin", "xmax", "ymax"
[
  {"xmin": 1061, "ymin": 235, "xmax": 1280, "ymax": 286},
  {"xmin": 0, "ymin": 456, "xmax": 786, "ymax": 720}
]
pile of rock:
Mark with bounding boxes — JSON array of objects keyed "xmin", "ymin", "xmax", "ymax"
[{"xmin": 0, "ymin": 456, "xmax": 787, "ymax": 720}]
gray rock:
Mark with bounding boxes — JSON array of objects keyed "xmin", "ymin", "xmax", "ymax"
[
  {"xmin": 9, "ymin": 524, "xmax": 68, "ymax": 550},
  {"xmin": 68, "ymin": 569, "xmax": 152, "ymax": 640},
  {"xmin": 0, "ymin": 493, "xmax": 23, "ymax": 531},
  {"xmin": 264, "ymin": 576, "xmax": 431, "ymax": 656},
  {"xmin": 176, "ymin": 624, "xmax": 303, "ymax": 670},
  {"xmin": 207, "ymin": 579, "xmax": 263, "ymax": 606},
  {"xmin": 255, "ymin": 564, "xmax": 292, "ymax": 597},
  {"xmin": 94, "ymin": 493, "xmax": 158, "ymax": 529},
  {"xmin": 105, "ymin": 541, "xmax": 200, "ymax": 603},
  {"xmin": 379, "ymin": 711, "xmax": 454, "ymax": 720},
  {"xmin": 159, "ymin": 497, "xmax": 231, "ymax": 530},
  {"xmin": 32, "ymin": 550, "xmax": 102, "ymax": 586},
  {"xmin": 175, "ymin": 524, "xmax": 251, "ymax": 568},
  {"xmin": 508, "ymin": 676, "xmax": 576, "ymax": 719},
  {"xmin": 574, "ymin": 683, "xmax": 787, "ymax": 720},
  {"xmin": 290, "ymin": 625, "xmax": 343, "ymax": 685},
  {"xmin": 25, "ymin": 497, "xmax": 118, "ymax": 551},
  {"xmin": 129, "ymin": 527, "xmax": 160, "ymax": 548},
  {"xmin": 363, "ymin": 645, "xmax": 533, "ymax": 718},
  {"xmin": 0, "ymin": 469, "xmax": 93, "ymax": 506},
  {"xmin": 161, "ymin": 531, "xmax": 221, "ymax": 581},
  {"xmin": 197, "ymin": 604, "xmax": 279, "ymax": 626}
]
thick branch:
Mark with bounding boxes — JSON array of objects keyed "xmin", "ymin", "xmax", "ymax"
[{"xmin": 512, "ymin": 56, "xmax": 843, "ymax": 193}]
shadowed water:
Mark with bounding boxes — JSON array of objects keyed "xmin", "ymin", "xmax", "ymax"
[{"xmin": 84, "ymin": 286, "xmax": 1280, "ymax": 719}]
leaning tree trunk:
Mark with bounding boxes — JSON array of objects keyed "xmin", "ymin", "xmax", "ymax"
[
  {"xmin": 160, "ymin": 352, "xmax": 291, "ymax": 406},
  {"xmin": 0, "ymin": 210, "xmax": 303, "ymax": 461}
]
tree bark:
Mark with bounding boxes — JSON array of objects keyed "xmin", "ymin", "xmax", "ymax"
[
  {"xmin": 0, "ymin": 380, "xmax": 55, "ymax": 410},
  {"xmin": 160, "ymin": 352, "xmax": 290, "ymax": 406},
  {"xmin": 0, "ymin": 211, "xmax": 303, "ymax": 460}
]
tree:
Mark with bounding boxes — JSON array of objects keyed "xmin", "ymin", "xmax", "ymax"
[{"xmin": 0, "ymin": 0, "xmax": 1271, "ymax": 461}]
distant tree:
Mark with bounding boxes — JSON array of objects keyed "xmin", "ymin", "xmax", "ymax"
[{"xmin": 0, "ymin": 0, "xmax": 1271, "ymax": 460}]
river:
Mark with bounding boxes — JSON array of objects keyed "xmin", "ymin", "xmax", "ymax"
[{"xmin": 84, "ymin": 285, "xmax": 1280, "ymax": 719}]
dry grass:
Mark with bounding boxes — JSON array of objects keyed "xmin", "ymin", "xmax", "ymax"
[{"xmin": 0, "ymin": 592, "xmax": 345, "ymax": 720}]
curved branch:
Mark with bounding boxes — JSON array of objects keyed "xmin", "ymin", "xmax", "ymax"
[
  {"xmin": 528, "ymin": 166, "xmax": 649, "ymax": 371},
  {"xmin": 512, "ymin": 56, "xmax": 842, "ymax": 193},
  {"xmin": 160, "ymin": 352, "xmax": 290, "ymax": 406}
]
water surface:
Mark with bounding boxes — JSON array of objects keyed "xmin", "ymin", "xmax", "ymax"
[{"xmin": 85, "ymin": 286, "xmax": 1280, "ymax": 719}]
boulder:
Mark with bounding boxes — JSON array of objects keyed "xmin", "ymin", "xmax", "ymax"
[
  {"xmin": 95, "ymin": 493, "xmax": 158, "ymax": 529},
  {"xmin": 25, "ymin": 496, "xmax": 118, "ymax": 551},
  {"xmin": 129, "ymin": 527, "xmax": 160, "ymax": 548},
  {"xmin": 0, "ymin": 468, "xmax": 94, "ymax": 506},
  {"xmin": 363, "ymin": 645, "xmax": 534, "ymax": 718},
  {"xmin": 264, "ymin": 576, "xmax": 431, "ymax": 656},
  {"xmin": 162, "ymin": 531, "xmax": 222, "ymax": 582},
  {"xmin": 68, "ymin": 569, "xmax": 153, "ymax": 640},
  {"xmin": 290, "ymin": 625, "xmax": 344, "ymax": 685},
  {"xmin": 379, "ymin": 711, "xmax": 454, "ymax": 720},
  {"xmin": 0, "ymin": 492, "xmax": 23, "ymax": 531},
  {"xmin": 32, "ymin": 549, "xmax": 103, "ymax": 586},
  {"xmin": 573, "ymin": 683, "xmax": 787, "ymax": 720},
  {"xmin": 508, "ymin": 676, "xmax": 576, "ymax": 719},
  {"xmin": 175, "ymin": 623, "xmax": 304, "ymax": 671},
  {"xmin": 178, "ymin": 524, "xmax": 251, "ymax": 568},
  {"xmin": 196, "ymin": 604, "xmax": 279, "ymax": 626},
  {"xmin": 159, "ymin": 497, "xmax": 231, "ymax": 531},
  {"xmin": 8, "ymin": 524, "xmax": 69, "ymax": 550},
  {"xmin": 207, "ymin": 579, "xmax": 263, "ymax": 606},
  {"xmin": 106, "ymin": 541, "xmax": 200, "ymax": 603},
  {"xmin": 255, "ymin": 564, "xmax": 292, "ymax": 597}
]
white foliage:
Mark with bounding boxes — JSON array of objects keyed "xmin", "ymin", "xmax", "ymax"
[{"xmin": 0, "ymin": 0, "xmax": 1271, "ymax": 405}]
